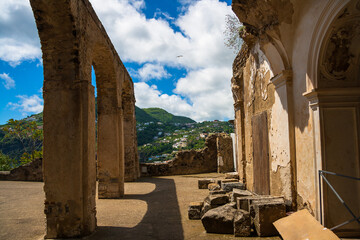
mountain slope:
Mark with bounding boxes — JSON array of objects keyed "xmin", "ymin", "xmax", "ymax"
[
  {"xmin": 143, "ymin": 108, "xmax": 195, "ymax": 124},
  {"xmin": 135, "ymin": 106, "xmax": 158, "ymax": 123}
]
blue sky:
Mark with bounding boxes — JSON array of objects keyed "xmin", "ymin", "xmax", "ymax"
[{"xmin": 0, "ymin": 0, "xmax": 236, "ymax": 124}]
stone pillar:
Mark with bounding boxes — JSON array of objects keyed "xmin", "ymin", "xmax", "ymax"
[
  {"xmin": 234, "ymin": 101, "xmax": 246, "ymax": 182},
  {"xmin": 269, "ymin": 70, "xmax": 296, "ymax": 208},
  {"xmin": 230, "ymin": 133, "xmax": 237, "ymax": 171},
  {"xmin": 43, "ymin": 80, "xmax": 96, "ymax": 238},
  {"xmin": 217, "ymin": 133, "xmax": 235, "ymax": 173},
  {"xmin": 123, "ymin": 93, "xmax": 138, "ymax": 182},
  {"xmin": 97, "ymin": 94, "xmax": 125, "ymax": 198}
]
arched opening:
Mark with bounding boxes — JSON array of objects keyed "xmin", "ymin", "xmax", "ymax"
[
  {"xmin": 92, "ymin": 43, "xmax": 125, "ymax": 199},
  {"xmin": 307, "ymin": 0, "xmax": 360, "ymax": 236}
]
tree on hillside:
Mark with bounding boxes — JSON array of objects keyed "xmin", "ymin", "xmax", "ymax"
[
  {"xmin": 0, "ymin": 151, "xmax": 18, "ymax": 171},
  {"xmin": 2, "ymin": 119, "xmax": 43, "ymax": 164}
]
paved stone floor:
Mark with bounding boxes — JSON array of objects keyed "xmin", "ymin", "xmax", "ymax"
[{"xmin": 0, "ymin": 173, "xmax": 347, "ymax": 240}]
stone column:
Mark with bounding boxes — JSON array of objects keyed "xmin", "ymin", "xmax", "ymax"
[
  {"xmin": 234, "ymin": 101, "xmax": 246, "ymax": 182},
  {"xmin": 97, "ymin": 94, "xmax": 125, "ymax": 198},
  {"xmin": 123, "ymin": 94, "xmax": 138, "ymax": 182},
  {"xmin": 269, "ymin": 70, "xmax": 296, "ymax": 209},
  {"xmin": 43, "ymin": 80, "xmax": 96, "ymax": 238}
]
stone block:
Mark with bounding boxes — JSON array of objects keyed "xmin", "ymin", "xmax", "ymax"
[
  {"xmin": 209, "ymin": 190, "xmax": 227, "ymax": 195},
  {"xmin": 231, "ymin": 189, "xmax": 253, "ymax": 202},
  {"xmin": 252, "ymin": 201, "xmax": 286, "ymax": 237},
  {"xmin": 221, "ymin": 182, "xmax": 245, "ymax": 192},
  {"xmin": 198, "ymin": 179, "xmax": 215, "ymax": 189},
  {"xmin": 234, "ymin": 209, "xmax": 251, "ymax": 237},
  {"xmin": 201, "ymin": 203, "xmax": 237, "ymax": 234},
  {"xmin": 208, "ymin": 183, "xmax": 220, "ymax": 191},
  {"xmin": 217, "ymin": 178, "xmax": 238, "ymax": 185},
  {"xmin": 237, "ymin": 195, "xmax": 283, "ymax": 212},
  {"xmin": 188, "ymin": 201, "xmax": 204, "ymax": 220},
  {"xmin": 201, "ymin": 201, "xmax": 212, "ymax": 217},
  {"xmin": 207, "ymin": 194, "xmax": 229, "ymax": 206},
  {"xmin": 225, "ymin": 172, "xmax": 239, "ymax": 179}
]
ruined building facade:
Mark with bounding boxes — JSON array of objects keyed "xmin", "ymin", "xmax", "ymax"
[
  {"xmin": 231, "ymin": 0, "xmax": 360, "ymax": 236},
  {"xmin": 30, "ymin": 0, "xmax": 139, "ymax": 238}
]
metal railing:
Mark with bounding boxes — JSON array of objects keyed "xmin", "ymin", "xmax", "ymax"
[{"xmin": 319, "ymin": 170, "xmax": 360, "ymax": 230}]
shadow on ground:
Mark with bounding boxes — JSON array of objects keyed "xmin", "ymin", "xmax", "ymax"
[{"xmin": 89, "ymin": 177, "xmax": 184, "ymax": 240}]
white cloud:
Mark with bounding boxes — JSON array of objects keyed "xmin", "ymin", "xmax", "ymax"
[
  {"xmin": 0, "ymin": 1, "xmax": 41, "ymax": 66},
  {"xmin": 91, "ymin": 0, "xmax": 234, "ymax": 69},
  {"xmin": 0, "ymin": 73, "xmax": 15, "ymax": 90},
  {"xmin": 8, "ymin": 95, "xmax": 43, "ymax": 115},
  {"xmin": 138, "ymin": 63, "xmax": 171, "ymax": 81},
  {"xmin": 91, "ymin": 0, "xmax": 236, "ymax": 121},
  {"xmin": 1, "ymin": 0, "xmax": 236, "ymax": 121},
  {"xmin": 134, "ymin": 71, "xmax": 234, "ymax": 122},
  {"xmin": 134, "ymin": 82, "xmax": 196, "ymax": 118}
]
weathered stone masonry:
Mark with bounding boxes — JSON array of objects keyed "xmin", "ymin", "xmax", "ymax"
[
  {"xmin": 231, "ymin": 0, "xmax": 360, "ymax": 237},
  {"xmin": 141, "ymin": 133, "xmax": 234, "ymax": 176},
  {"xmin": 30, "ymin": 0, "xmax": 138, "ymax": 238}
]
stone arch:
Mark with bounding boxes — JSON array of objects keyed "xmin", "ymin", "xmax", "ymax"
[
  {"xmin": 305, "ymin": 0, "xmax": 360, "ymax": 236},
  {"xmin": 91, "ymin": 43, "xmax": 126, "ymax": 199},
  {"xmin": 306, "ymin": 0, "xmax": 351, "ymax": 91},
  {"xmin": 30, "ymin": 0, "xmax": 138, "ymax": 238}
]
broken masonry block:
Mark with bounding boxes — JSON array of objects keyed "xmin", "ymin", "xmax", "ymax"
[
  {"xmin": 209, "ymin": 189, "xmax": 227, "ymax": 195},
  {"xmin": 201, "ymin": 194, "xmax": 230, "ymax": 217},
  {"xmin": 188, "ymin": 201, "xmax": 203, "ymax": 220},
  {"xmin": 207, "ymin": 194, "xmax": 229, "ymax": 206},
  {"xmin": 208, "ymin": 183, "xmax": 221, "ymax": 191},
  {"xmin": 198, "ymin": 179, "xmax": 215, "ymax": 189},
  {"xmin": 221, "ymin": 182, "xmax": 245, "ymax": 192},
  {"xmin": 234, "ymin": 209, "xmax": 251, "ymax": 237},
  {"xmin": 252, "ymin": 200, "xmax": 286, "ymax": 237},
  {"xmin": 237, "ymin": 195, "xmax": 284, "ymax": 212},
  {"xmin": 231, "ymin": 189, "xmax": 253, "ymax": 202},
  {"xmin": 201, "ymin": 203, "xmax": 237, "ymax": 234},
  {"xmin": 201, "ymin": 201, "xmax": 212, "ymax": 217},
  {"xmin": 225, "ymin": 172, "xmax": 239, "ymax": 180}
]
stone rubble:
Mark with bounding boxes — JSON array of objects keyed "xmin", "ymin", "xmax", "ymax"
[
  {"xmin": 208, "ymin": 183, "xmax": 221, "ymax": 191},
  {"xmin": 221, "ymin": 182, "xmax": 245, "ymax": 192},
  {"xmin": 198, "ymin": 179, "xmax": 215, "ymax": 189},
  {"xmin": 190, "ymin": 175, "xmax": 286, "ymax": 237},
  {"xmin": 234, "ymin": 209, "xmax": 251, "ymax": 237},
  {"xmin": 201, "ymin": 202, "xmax": 237, "ymax": 234},
  {"xmin": 225, "ymin": 172, "xmax": 240, "ymax": 179},
  {"xmin": 188, "ymin": 201, "xmax": 204, "ymax": 220}
]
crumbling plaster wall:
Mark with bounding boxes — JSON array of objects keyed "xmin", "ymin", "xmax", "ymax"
[{"xmin": 231, "ymin": 0, "xmax": 337, "ymax": 212}]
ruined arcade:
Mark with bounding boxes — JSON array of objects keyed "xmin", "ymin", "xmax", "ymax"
[
  {"xmin": 30, "ymin": 0, "xmax": 138, "ymax": 237},
  {"xmin": 0, "ymin": 0, "xmax": 359, "ymax": 239}
]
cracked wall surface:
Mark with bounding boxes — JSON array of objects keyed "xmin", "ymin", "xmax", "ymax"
[{"xmin": 232, "ymin": 0, "xmax": 360, "ymax": 236}]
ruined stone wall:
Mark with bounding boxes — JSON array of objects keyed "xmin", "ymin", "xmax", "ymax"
[
  {"xmin": 231, "ymin": 0, "xmax": 307, "ymax": 210},
  {"xmin": 0, "ymin": 158, "xmax": 43, "ymax": 181},
  {"xmin": 141, "ymin": 133, "xmax": 234, "ymax": 176},
  {"xmin": 232, "ymin": 1, "xmax": 360, "ymax": 233}
]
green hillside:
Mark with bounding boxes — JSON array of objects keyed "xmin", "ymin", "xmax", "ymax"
[
  {"xmin": 143, "ymin": 108, "xmax": 195, "ymax": 124},
  {"xmin": 0, "ymin": 106, "xmax": 234, "ymax": 169},
  {"xmin": 135, "ymin": 106, "xmax": 157, "ymax": 123}
]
